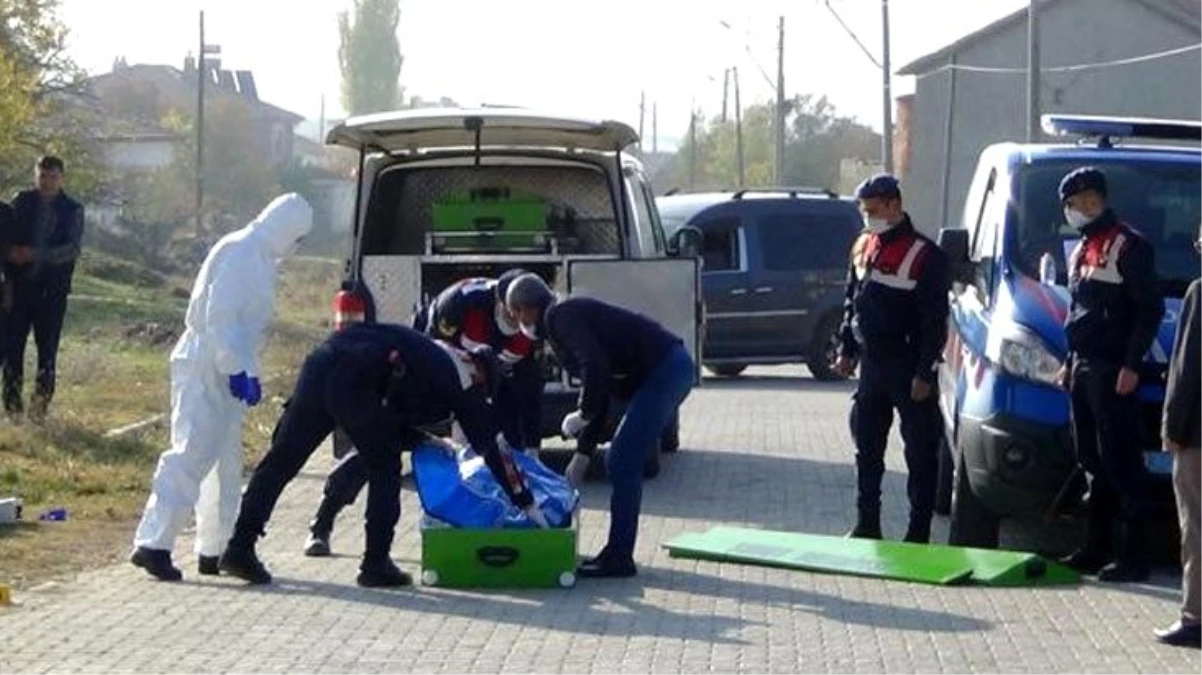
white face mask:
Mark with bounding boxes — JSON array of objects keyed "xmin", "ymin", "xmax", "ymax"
[
  {"xmin": 863, "ymin": 216, "xmax": 891, "ymax": 234},
  {"xmin": 519, "ymin": 322, "xmax": 539, "ymax": 340},
  {"xmin": 1064, "ymin": 207, "xmax": 1092, "ymax": 230}
]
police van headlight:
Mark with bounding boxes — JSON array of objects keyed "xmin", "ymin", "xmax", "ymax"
[{"xmin": 989, "ymin": 327, "xmax": 1063, "ymax": 387}]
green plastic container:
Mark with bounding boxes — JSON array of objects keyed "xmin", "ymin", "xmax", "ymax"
[
  {"xmin": 419, "ymin": 514, "xmax": 579, "ymax": 589},
  {"xmin": 430, "ymin": 187, "xmax": 549, "ymax": 251}
]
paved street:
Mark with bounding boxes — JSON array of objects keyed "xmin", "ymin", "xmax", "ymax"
[{"xmin": 1, "ymin": 366, "xmax": 1198, "ymax": 674}]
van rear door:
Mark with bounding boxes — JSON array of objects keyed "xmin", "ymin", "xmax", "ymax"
[{"xmin": 566, "ymin": 258, "xmax": 703, "ymax": 384}]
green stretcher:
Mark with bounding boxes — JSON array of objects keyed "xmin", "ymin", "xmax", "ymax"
[{"xmin": 662, "ymin": 527, "xmax": 1080, "ymax": 587}]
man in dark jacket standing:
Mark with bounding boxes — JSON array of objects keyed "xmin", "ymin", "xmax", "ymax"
[
  {"xmin": 4, "ymin": 156, "xmax": 84, "ymax": 422},
  {"xmin": 1155, "ymin": 226, "xmax": 1201, "ymax": 648},
  {"xmin": 835, "ymin": 174, "xmax": 950, "ymax": 544},
  {"xmin": 1056, "ymin": 167, "xmax": 1164, "ymax": 583}
]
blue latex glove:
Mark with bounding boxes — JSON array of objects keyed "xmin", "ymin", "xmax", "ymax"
[
  {"xmin": 247, "ymin": 377, "xmax": 262, "ymax": 406},
  {"xmin": 229, "ymin": 372, "xmax": 255, "ymax": 404}
]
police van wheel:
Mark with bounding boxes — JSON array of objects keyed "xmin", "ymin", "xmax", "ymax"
[{"xmin": 948, "ymin": 449, "xmax": 1001, "ymax": 548}]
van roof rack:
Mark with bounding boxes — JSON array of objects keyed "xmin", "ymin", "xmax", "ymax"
[
  {"xmin": 730, "ymin": 186, "xmax": 837, "ymax": 200},
  {"xmin": 1041, "ymin": 114, "xmax": 1202, "ymax": 149}
]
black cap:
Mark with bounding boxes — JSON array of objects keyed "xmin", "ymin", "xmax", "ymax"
[
  {"xmin": 855, "ymin": 173, "xmax": 902, "ymax": 201},
  {"xmin": 1059, "ymin": 167, "xmax": 1107, "ymax": 202}
]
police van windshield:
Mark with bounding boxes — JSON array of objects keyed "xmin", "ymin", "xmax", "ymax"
[{"xmin": 1015, "ymin": 159, "xmax": 1201, "ymax": 297}]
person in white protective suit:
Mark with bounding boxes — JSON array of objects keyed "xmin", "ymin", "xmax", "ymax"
[{"xmin": 129, "ymin": 193, "xmax": 313, "ymax": 582}]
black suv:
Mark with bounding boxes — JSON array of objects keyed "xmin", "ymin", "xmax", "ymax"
[{"xmin": 657, "ymin": 188, "xmax": 862, "ymax": 380}]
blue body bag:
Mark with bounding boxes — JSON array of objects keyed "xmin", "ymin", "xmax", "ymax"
[{"xmin": 411, "ymin": 443, "xmax": 578, "ymax": 529}]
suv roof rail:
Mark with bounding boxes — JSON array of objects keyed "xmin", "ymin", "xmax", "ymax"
[
  {"xmin": 1041, "ymin": 114, "xmax": 1202, "ymax": 148},
  {"xmin": 730, "ymin": 186, "xmax": 838, "ymax": 200}
]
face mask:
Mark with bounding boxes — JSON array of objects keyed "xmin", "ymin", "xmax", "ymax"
[
  {"xmin": 519, "ymin": 322, "xmax": 539, "ymax": 340},
  {"xmin": 1064, "ymin": 207, "xmax": 1091, "ymax": 231},
  {"xmin": 863, "ymin": 216, "xmax": 891, "ymax": 234}
]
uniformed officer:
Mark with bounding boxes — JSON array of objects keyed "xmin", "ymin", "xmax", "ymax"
[
  {"xmin": 218, "ymin": 323, "xmax": 542, "ymax": 587},
  {"xmin": 505, "ymin": 273, "xmax": 695, "ymax": 578},
  {"xmin": 1056, "ymin": 166, "xmax": 1164, "ymax": 583},
  {"xmin": 300, "ymin": 270, "xmax": 544, "ymax": 557},
  {"xmin": 835, "ymin": 174, "xmax": 950, "ymax": 544},
  {"xmin": 418, "ymin": 268, "xmax": 543, "ymax": 452}
]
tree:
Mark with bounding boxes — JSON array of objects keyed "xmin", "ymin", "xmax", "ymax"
[
  {"xmin": 0, "ymin": 0, "xmax": 104, "ymax": 198},
  {"xmin": 338, "ymin": 0, "xmax": 403, "ymax": 116}
]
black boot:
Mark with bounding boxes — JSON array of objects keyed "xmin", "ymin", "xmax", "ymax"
[
  {"xmin": 197, "ymin": 555, "xmax": 220, "ymax": 576},
  {"xmin": 357, "ymin": 558, "xmax": 413, "ymax": 588},
  {"xmin": 903, "ymin": 515, "xmax": 932, "ymax": 544},
  {"xmin": 846, "ymin": 508, "xmax": 882, "ymax": 540},
  {"xmin": 1059, "ymin": 513, "xmax": 1112, "ymax": 574},
  {"xmin": 577, "ymin": 549, "xmax": 637, "ymax": 578},
  {"xmin": 303, "ymin": 500, "xmax": 339, "ymax": 557},
  {"xmin": 218, "ymin": 545, "xmax": 272, "ymax": 585},
  {"xmin": 129, "ymin": 547, "xmax": 182, "ymax": 582},
  {"xmin": 1099, "ymin": 520, "xmax": 1149, "ymax": 583}
]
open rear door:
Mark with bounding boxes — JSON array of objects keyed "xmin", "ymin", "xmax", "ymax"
[{"xmin": 566, "ymin": 258, "xmax": 703, "ymax": 384}]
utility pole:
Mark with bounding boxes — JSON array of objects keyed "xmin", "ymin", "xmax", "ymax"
[
  {"xmin": 652, "ymin": 102, "xmax": 658, "ymax": 154},
  {"xmin": 688, "ymin": 106, "xmax": 698, "ymax": 189},
  {"xmin": 195, "ymin": 10, "xmax": 205, "ymax": 239},
  {"xmin": 721, "ymin": 69, "xmax": 730, "ymax": 123},
  {"xmin": 881, "ymin": 0, "xmax": 894, "ymax": 174},
  {"xmin": 775, "ymin": 16, "xmax": 786, "ymax": 185},
  {"xmin": 319, "ymin": 93, "xmax": 327, "ymax": 141},
  {"xmin": 1026, "ymin": 0, "xmax": 1041, "ymax": 141},
  {"xmin": 638, "ymin": 90, "xmax": 646, "ymax": 149},
  {"xmin": 733, "ymin": 66, "xmax": 745, "ymax": 188}
]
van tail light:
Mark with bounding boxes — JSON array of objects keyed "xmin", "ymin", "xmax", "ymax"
[{"xmin": 333, "ymin": 290, "xmax": 367, "ymax": 330}]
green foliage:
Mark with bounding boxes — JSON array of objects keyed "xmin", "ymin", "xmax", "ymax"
[
  {"xmin": 338, "ymin": 0, "xmax": 404, "ymax": 116},
  {"xmin": 0, "ymin": 0, "xmax": 105, "ymax": 199},
  {"xmin": 667, "ymin": 94, "xmax": 882, "ymax": 193}
]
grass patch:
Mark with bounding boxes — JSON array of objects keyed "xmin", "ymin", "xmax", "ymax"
[{"xmin": 0, "ymin": 254, "xmax": 343, "ymax": 590}]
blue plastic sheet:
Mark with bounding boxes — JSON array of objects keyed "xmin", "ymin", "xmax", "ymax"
[{"xmin": 412, "ymin": 443, "xmax": 578, "ymax": 529}]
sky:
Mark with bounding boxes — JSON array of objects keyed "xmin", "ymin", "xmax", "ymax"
[{"xmin": 60, "ymin": 0, "xmax": 1029, "ymax": 149}]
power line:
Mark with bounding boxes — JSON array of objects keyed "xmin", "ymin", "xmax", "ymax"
[{"xmin": 915, "ymin": 43, "xmax": 1201, "ymax": 79}]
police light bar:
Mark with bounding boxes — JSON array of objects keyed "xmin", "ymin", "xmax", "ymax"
[{"xmin": 1041, "ymin": 114, "xmax": 1202, "ymax": 141}]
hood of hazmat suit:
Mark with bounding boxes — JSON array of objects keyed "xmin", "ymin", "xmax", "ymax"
[{"xmin": 176, "ymin": 193, "xmax": 314, "ymax": 376}]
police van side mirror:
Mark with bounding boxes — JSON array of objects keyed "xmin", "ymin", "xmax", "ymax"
[
  {"xmin": 937, "ymin": 228, "xmax": 973, "ymax": 284},
  {"xmin": 668, "ymin": 226, "xmax": 703, "ymax": 258}
]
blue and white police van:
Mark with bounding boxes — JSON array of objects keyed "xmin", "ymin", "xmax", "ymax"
[{"xmin": 936, "ymin": 114, "xmax": 1201, "ymax": 548}]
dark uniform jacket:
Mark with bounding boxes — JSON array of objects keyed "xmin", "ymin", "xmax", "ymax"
[
  {"xmin": 1163, "ymin": 279, "xmax": 1201, "ymax": 449},
  {"xmin": 839, "ymin": 215, "xmax": 950, "ymax": 383},
  {"xmin": 326, "ymin": 323, "xmax": 533, "ymax": 508},
  {"xmin": 1065, "ymin": 208, "xmax": 1164, "ymax": 370},
  {"xmin": 544, "ymin": 297, "xmax": 681, "ymax": 445}
]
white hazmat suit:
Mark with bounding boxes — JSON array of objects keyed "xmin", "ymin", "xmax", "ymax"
[{"xmin": 133, "ymin": 194, "xmax": 313, "ymax": 562}]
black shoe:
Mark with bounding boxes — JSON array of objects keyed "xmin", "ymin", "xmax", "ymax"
[
  {"xmin": 1097, "ymin": 560, "xmax": 1150, "ymax": 583},
  {"xmin": 1058, "ymin": 548, "xmax": 1109, "ymax": 575},
  {"xmin": 129, "ymin": 547, "xmax": 182, "ymax": 582},
  {"xmin": 846, "ymin": 522, "xmax": 883, "ymax": 540},
  {"xmin": 197, "ymin": 555, "xmax": 220, "ymax": 576},
  {"xmin": 218, "ymin": 546, "xmax": 272, "ymax": 585},
  {"xmin": 576, "ymin": 552, "xmax": 637, "ymax": 579},
  {"xmin": 304, "ymin": 532, "xmax": 331, "ymax": 557},
  {"xmin": 356, "ymin": 559, "xmax": 413, "ymax": 588},
  {"xmin": 1154, "ymin": 621, "xmax": 1202, "ymax": 648}
]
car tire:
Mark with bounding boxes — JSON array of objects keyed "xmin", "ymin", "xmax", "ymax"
[
  {"xmin": 707, "ymin": 364, "xmax": 747, "ymax": 378},
  {"xmin": 807, "ymin": 313, "xmax": 848, "ymax": 382},
  {"xmin": 948, "ymin": 447, "xmax": 1001, "ymax": 548},
  {"xmin": 660, "ymin": 413, "xmax": 681, "ymax": 454},
  {"xmin": 934, "ymin": 432, "xmax": 954, "ymax": 516}
]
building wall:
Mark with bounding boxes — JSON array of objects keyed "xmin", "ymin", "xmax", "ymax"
[
  {"xmin": 905, "ymin": 0, "xmax": 1201, "ymax": 234},
  {"xmin": 103, "ymin": 139, "xmax": 176, "ymax": 171}
]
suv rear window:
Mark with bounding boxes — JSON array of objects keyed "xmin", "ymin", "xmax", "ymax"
[{"xmin": 360, "ymin": 162, "xmax": 620, "ymax": 257}]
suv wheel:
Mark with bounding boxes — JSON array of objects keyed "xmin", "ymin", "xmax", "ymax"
[
  {"xmin": 707, "ymin": 364, "xmax": 747, "ymax": 378},
  {"xmin": 807, "ymin": 314, "xmax": 847, "ymax": 382}
]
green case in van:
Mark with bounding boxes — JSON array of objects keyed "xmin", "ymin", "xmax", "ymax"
[{"xmin": 430, "ymin": 187, "xmax": 549, "ymax": 250}]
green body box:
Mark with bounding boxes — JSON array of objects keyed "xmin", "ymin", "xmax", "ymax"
[
  {"xmin": 430, "ymin": 187, "xmax": 549, "ymax": 251},
  {"xmin": 419, "ymin": 515, "xmax": 579, "ymax": 589}
]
